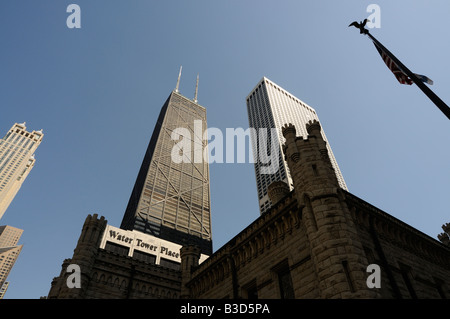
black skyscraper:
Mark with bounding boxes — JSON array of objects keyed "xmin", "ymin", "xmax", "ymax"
[{"xmin": 121, "ymin": 70, "xmax": 212, "ymax": 255}]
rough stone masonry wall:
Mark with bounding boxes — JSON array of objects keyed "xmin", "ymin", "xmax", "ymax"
[
  {"xmin": 346, "ymin": 192, "xmax": 450, "ymax": 299},
  {"xmin": 48, "ymin": 214, "xmax": 182, "ymax": 299},
  {"xmin": 186, "ymin": 195, "xmax": 322, "ymax": 299},
  {"xmin": 185, "ymin": 190, "xmax": 450, "ymax": 299},
  {"xmin": 302, "ymin": 192, "xmax": 450, "ymax": 299},
  {"xmin": 80, "ymin": 250, "xmax": 182, "ymax": 299}
]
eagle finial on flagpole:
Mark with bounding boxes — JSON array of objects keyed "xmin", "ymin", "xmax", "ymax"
[
  {"xmin": 348, "ymin": 18, "xmax": 450, "ymax": 120},
  {"xmin": 348, "ymin": 19, "xmax": 369, "ymax": 34}
]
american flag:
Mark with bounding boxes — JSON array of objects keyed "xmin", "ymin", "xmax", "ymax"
[{"xmin": 373, "ymin": 41, "xmax": 433, "ymax": 85}]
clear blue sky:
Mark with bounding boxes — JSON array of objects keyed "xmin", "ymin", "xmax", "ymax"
[{"xmin": 1, "ymin": 1, "xmax": 449, "ymax": 299}]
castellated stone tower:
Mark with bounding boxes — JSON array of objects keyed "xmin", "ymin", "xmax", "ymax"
[
  {"xmin": 48, "ymin": 214, "xmax": 107, "ymax": 299},
  {"xmin": 180, "ymin": 245, "xmax": 201, "ymax": 299},
  {"xmin": 282, "ymin": 120, "xmax": 379, "ymax": 298}
]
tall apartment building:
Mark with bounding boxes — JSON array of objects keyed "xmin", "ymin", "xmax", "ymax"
[
  {"xmin": 246, "ymin": 77, "xmax": 347, "ymax": 214},
  {"xmin": 0, "ymin": 225, "xmax": 23, "ymax": 298},
  {"xmin": 120, "ymin": 69, "xmax": 213, "ymax": 255},
  {"xmin": 0, "ymin": 123, "xmax": 43, "ymax": 219}
]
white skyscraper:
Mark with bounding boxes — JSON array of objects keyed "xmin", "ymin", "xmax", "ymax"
[
  {"xmin": 0, "ymin": 123, "xmax": 43, "ymax": 219},
  {"xmin": 246, "ymin": 77, "xmax": 347, "ymax": 214},
  {"xmin": 0, "ymin": 225, "xmax": 23, "ymax": 298}
]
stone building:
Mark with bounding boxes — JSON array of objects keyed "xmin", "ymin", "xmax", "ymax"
[
  {"xmin": 48, "ymin": 120, "xmax": 450, "ymax": 299},
  {"xmin": 47, "ymin": 215, "xmax": 183, "ymax": 299},
  {"xmin": 180, "ymin": 121, "xmax": 450, "ymax": 299}
]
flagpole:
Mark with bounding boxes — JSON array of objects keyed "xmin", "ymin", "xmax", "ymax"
[{"xmin": 359, "ymin": 27, "xmax": 450, "ymax": 120}]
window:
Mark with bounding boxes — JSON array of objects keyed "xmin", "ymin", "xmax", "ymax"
[
  {"xmin": 434, "ymin": 278, "xmax": 447, "ymax": 299},
  {"xmin": 272, "ymin": 260, "xmax": 295, "ymax": 299},
  {"xmin": 133, "ymin": 250, "xmax": 156, "ymax": 264},
  {"xmin": 278, "ymin": 268, "xmax": 295, "ymax": 299},
  {"xmin": 342, "ymin": 260, "xmax": 355, "ymax": 293},
  {"xmin": 242, "ymin": 279, "xmax": 258, "ymax": 299},
  {"xmin": 160, "ymin": 258, "xmax": 180, "ymax": 271},
  {"xmin": 400, "ymin": 263, "xmax": 417, "ymax": 299},
  {"xmin": 104, "ymin": 242, "xmax": 129, "ymax": 257},
  {"xmin": 312, "ymin": 164, "xmax": 318, "ymax": 176},
  {"xmin": 247, "ymin": 285, "xmax": 258, "ymax": 299}
]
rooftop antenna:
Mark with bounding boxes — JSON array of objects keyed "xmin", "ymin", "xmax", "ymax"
[
  {"xmin": 194, "ymin": 74, "xmax": 199, "ymax": 103},
  {"xmin": 175, "ymin": 66, "xmax": 182, "ymax": 93}
]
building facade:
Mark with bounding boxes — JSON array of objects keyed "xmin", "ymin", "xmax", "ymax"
[
  {"xmin": 0, "ymin": 225, "xmax": 23, "ymax": 298},
  {"xmin": 246, "ymin": 77, "xmax": 347, "ymax": 214},
  {"xmin": 0, "ymin": 123, "xmax": 43, "ymax": 219},
  {"xmin": 181, "ymin": 121, "xmax": 450, "ymax": 299},
  {"xmin": 120, "ymin": 75, "xmax": 212, "ymax": 255}
]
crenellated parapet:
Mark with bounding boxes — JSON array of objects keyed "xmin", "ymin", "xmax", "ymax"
[
  {"xmin": 282, "ymin": 123, "xmax": 300, "ymax": 163},
  {"xmin": 438, "ymin": 223, "xmax": 450, "ymax": 247},
  {"xmin": 267, "ymin": 181, "xmax": 290, "ymax": 205},
  {"xmin": 306, "ymin": 119, "xmax": 321, "ymax": 136},
  {"xmin": 282, "ymin": 121, "xmax": 339, "ymax": 198}
]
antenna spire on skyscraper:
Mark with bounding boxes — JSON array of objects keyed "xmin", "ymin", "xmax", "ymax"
[
  {"xmin": 194, "ymin": 74, "xmax": 199, "ymax": 103},
  {"xmin": 175, "ymin": 66, "xmax": 182, "ymax": 93}
]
